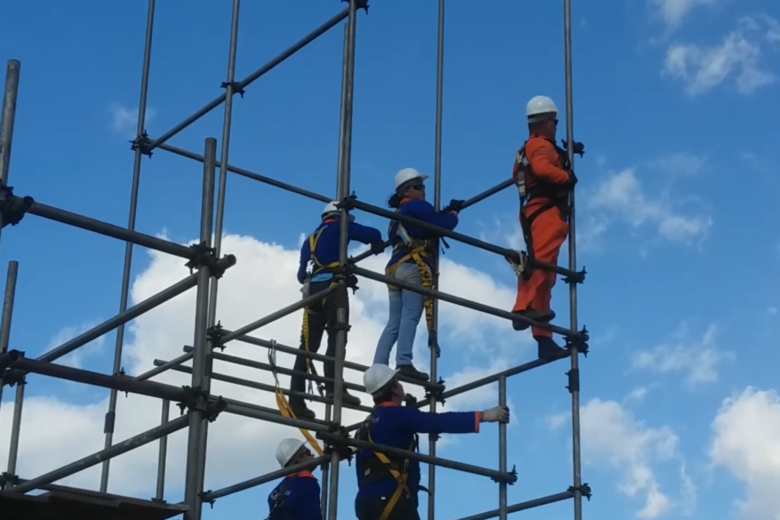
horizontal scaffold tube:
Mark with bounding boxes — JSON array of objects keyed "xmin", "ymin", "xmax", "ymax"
[
  {"xmin": 351, "ymin": 266, "xmax": 587, "ymax": 339},
  {"xmin": 450, "ymin": 490, "xmax": 575, "ymax": 520},
  {"xmin": 157, "ymin": 360, "xmax": 374, "ymax": 414},
  {"xmin": 347, "ymin": 197, "xmax": 583, "ymax": 280},
  {"xmin": 182, "ymin": 346, "xmax": 365, "ymax": 393},
  {"xmin": 318, "ymin": 431, "xmax": 517, "ymax": 484},
  {"xmin": 229, "ymin": 332, "xmax": 446, "ymax": 392}
]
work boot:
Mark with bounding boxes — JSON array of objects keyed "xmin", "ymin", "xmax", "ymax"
[
  {"xmin": 397, "ymin": 364, "xmax": 430, "ymax": 381},
  {"xmin": 288, "ymin": 397, "xmax": 316, "ymax": 420},
  {"xmin": 535, "ymin": 336, "xmax": 567, "ymax": 361},
  {"xmin": 511, "ymin": 309, "xmax": 555, "ymax": 331},
  {"xmin": 326, "ymin": 388, "xmax": 362, "ymax": 406}
]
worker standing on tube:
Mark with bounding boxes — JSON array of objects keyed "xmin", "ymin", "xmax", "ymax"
[
  {"xmin": 373, "ymin": 168, "xmax": 461, "ymax": 381},
  {"xmin": 266, "ymin": 438, "xmax": 322, "ymax": 520},
  {"xmin": 354, "ymin": 364, "xmax": 510, "ymax": 520},
  {"xmin": 510, "ymin": 95, "xmax": 577, "ymax": 360},
  {"xmin": 291, "ymin": 201, "xmax": 385, "ymax": 420}
]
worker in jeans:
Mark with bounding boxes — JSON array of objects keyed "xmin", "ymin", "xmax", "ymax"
[{"xmin": 373, "ymin": 168, "xmax": 461, "ymax": 381}]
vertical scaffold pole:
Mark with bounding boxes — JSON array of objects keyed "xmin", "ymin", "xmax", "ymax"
[
  {"xmin": 498, "ymin": 376, "xmax": 508, "ymax": 519},
  {"xmin": 100, "ymin": 0, "xmax": 156, "ymax": 493},
  {"xmin": 195, "ymin": 0, "xmax": 242, "ymax": 500},
  {"xmin": 154, "ymin": 399, "xmax": 170, "ymax": 500},
  {"xmin": 428, "ymin": 0, "xmax": 445, "ymax": 518},
  {"xmin": 328, "ymin": 1, "xmax": 358, "ymax": 519},
  {"xmin": 183, "ymin": 137, "xmax": 217, "ymax": 520},
  {"xmin": 0, "ymin": 261, "xmax": 19, "ymax": 423},
  {"xmin": 562, "ymin": 0, "xmax": 583, "ymax": 519},
  {"xmin": 0, "ymin": 59, "xmax": 21, "ymax": 251}
]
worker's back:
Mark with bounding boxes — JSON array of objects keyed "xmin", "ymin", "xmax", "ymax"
[
  {"xmin": 266, "ymin": 472, "xmax": 322, "ymax": 520},
  {"xmin": 387, "ymin": 199, "xmax": 458, "ymax": 268}
]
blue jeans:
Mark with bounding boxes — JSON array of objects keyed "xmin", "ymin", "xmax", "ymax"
[{"xmin": 374, "ymin": 262, "xmax": 426, "ymax": 367}]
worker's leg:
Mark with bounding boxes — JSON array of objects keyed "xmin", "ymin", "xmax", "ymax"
[
  {"xmin": 394, "ymin": 262, "xmax": 428, "ymax": 380},
  {"xmin": 355, "ymin": 495, "xmax": 421, "ymax": 520},
  {"xmin": 511, "ymin": 208, "xmax": 565, "ymax": 330},
  {"xmin": 527, "ymin": 213, "xmax": 569, "ymax": 359},
  {"xmin": 289, "ymin": 282, "xmax": 328, "ymax": 419},
  {"xmin": 324, "ymin": 289, "xmax": 360, "ymax": 405},
  {"xmin": 374, "ymin": 286, "xmax": 402, "ymax": 365}
]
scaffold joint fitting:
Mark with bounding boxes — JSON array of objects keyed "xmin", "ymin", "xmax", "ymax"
[
  {"xmin": 198, "ymin": 491, "xmax": 216, "ymax": 508},
  {"xmin": 562, "ymin": 266, "xmax": 587, "ymax": 285},
  {"xmin": 221, "ymin": 81, "xmax": 245, "ymax": 98},
  {"xmin": 335, "ymin": 193, "xmax": 357, "ymax": 212},
  {"xmin": 0, "ymin": 471, "xmax": 19, "ymax": 489},
  {"xmin": 185, "ymin": 241, "xmax": 219, "ymax": 275},
  {"xmin": 130, "ymin": 131, "xmax": 153, "ymax": 157},
  {"xmin": 569, "ymin": 483, "xmax": 592, "ymax": 500},
  {"xmin": 207, "ymin": 322, "xmax": 227, "ymax": 351},
  {"xmin": 343, "ymin": 0, "xmax": 370, "ymax": 13},
  {"xmin": 424, "ymin": 378, "xmax": 446, "ymax": 405},
  {"xmin": 0, "ymin": 187, "xmax": 33, "ymax": 229}
]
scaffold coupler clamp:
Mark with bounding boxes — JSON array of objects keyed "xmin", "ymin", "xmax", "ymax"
[
  {"xmin": 221, "ymin": 80, "xmax": 245, "ymax": 98},
  {"xmin": 343, "ymin": 0, "xmax": 370, "ymax": 14},
  {"xmin": 568, "ymin": 483, "xmax": 593, "ymax": 500},
  {"xmin": 0, "ymin": 185, "xmax": 33, "ymax": 229},
  {"xmin": 185, "ymin": 240, "xmax": 219, "ymax": 276},
  {"xmin": 335, "ymin": 263, "xmax": 359, "ymax": 295},
  {"xmin": 0, "ymin": 471, "xmax": 19, "ymax": 490},
  {"xmin": 491, "ymin": 464, "xmax": 518, "ymax": 484},
  {"xmin": 207, "ymin": 322, "xmax": 227, "ymax": 351},
  {"xmin": 564, "ymin": 326, "xmax": 589, "ymax": 357},
  {"xmin": 562, "ymin": 266, "xmax": 587, "ymax": 286},
  {"xmin": 117, "ymin": 367, "xmax": 130, "ymax": 397},
  {"xmin": 130, "ymin": 131, "xmax": 153, "ymax": 157},
  {"xmin": 505, "ymin": 249, "xmax": 528, "ymax": 279},
  {"xmin": 198, "ymin": 490, "xmax": 217, "ymax": 508},
  {"xmin": 424, "ymin": 378, "xmax": 446, "ymax": 405}
]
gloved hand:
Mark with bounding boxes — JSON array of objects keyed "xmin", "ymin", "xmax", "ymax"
[
  {"xmin": 481, "ymin": 405, "xmax": 510, "ymax": 423},
  {"xmin": 370, "ymin": 241, "xmax": 386, "ymax": 255},
  {"xmin": 442, "ymin": 199, "xmax": 466, "ymax": 213},
  {"xmin": 561, "ymin": 139, "xmax": 585, "ymax": 157}
]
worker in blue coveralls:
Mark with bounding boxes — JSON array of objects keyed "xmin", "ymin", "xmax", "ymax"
[
  {"xmin": 354, "ymin": 364, "xmax": 510, "ymax": 520},
  {"xmin": 291, "ymin": 200, "xmax": 385, "ymax": 420},
  {"xmin": 266, "ymin": 438, "xmax": 322, "ymax": 520},
  {"xmin": 373, "ymin": 168, "xmax": 464, "ymax": 381}
]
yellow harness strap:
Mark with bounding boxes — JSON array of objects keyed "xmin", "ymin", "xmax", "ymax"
[
  {"xmin": 386, "ymin": 216, "xmax": 435, "ymax": 336},
  {"xmin": 365, "ymin": 417, "xmax": 413, "ymax": 520},
  {"xmin": 268, "ymin": 343, "xmax": 324, "ymax": 456}
]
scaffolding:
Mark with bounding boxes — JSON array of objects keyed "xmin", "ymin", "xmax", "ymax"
[{"xmin": 0, "ymin": 1, "xmax": 592, "ymax": 519}]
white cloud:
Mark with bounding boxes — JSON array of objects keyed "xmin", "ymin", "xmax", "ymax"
[
  {"xmin": 550, "ymin": 398, "xmax": 694, "ymax": 518},
  {"xmin": 663, "ymin": 17, "xmax": 779, "ymax": 95},
  {"xmin": 648, "ymin": 152, "xmax": 706, "ymax": 177},
  {"xmin": 650, "ymin": 0, "xmax": 715, "ymax": 29},
  {"xmin": 586, "ymin": 169, "xmax": 712, "ymax": 245},
  {"xmin": 632, "ymin": 322, "xmax": 732, "ymax": 386},
  {"xmin": 624, "ymin": 386, "xmax": 651, "ymax": 404},
  {"xmin": 0, "ymin": 233, "xmax": 523, "ymax": 498},
  {"xmin": 110, "ymin": 105, "xmax": 158, "ymax": 137},
  {"xmin": 46, "ymin": 320, "xmax": 107, "ymax": 369},
  {"xmin": 710, "ymin": 387, "xmax": 780, "ymax": 520}
]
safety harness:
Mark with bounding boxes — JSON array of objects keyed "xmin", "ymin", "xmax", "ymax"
[
  {"xmin": 357, "ymin": 412, "xmax": 419, "ymax": 520},
  {"xmin": 385, "ymin": 202, "xmax": 440, "ymax": 357},
  {"xmin": 512, "ymin": 139, "xmax": 573, "ymax": 279},
  {"xmin": 267, "ymin": 476, "xmax": 292, "ymax": 520}
]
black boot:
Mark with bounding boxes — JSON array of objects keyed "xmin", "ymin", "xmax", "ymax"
[
  {"xmin": 512, "ymin": 309, "xmax": 555, "ymax": 331},
  {"xmin": 326, "ymin": 388, "xmax": 361, "ymax": 406},
  {"xmin": 397, "ymin": 364, "xmax": 430, "ymax": 381},
  {"xmin": 288, "ymin": 397, "xmax": 316, "ymax": 420},
  {"xmin": 535, "ymin": 336, "xmax": 566, "ymax": 361}
]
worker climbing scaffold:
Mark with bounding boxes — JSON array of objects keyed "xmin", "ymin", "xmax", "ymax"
[
  {"xmin": 289, "ymin": 201, "xmax": 384, "ymax": 420},
  {"xmin": 509, "ymin": 94, "xmax": 583, "ymax": 361}
]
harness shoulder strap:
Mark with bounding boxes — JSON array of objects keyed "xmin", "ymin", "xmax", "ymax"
[{"xmin": 308, "ymin": 224, "xmax": 339, "ymax": 274}]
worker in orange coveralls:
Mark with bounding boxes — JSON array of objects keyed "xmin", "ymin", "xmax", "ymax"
[{"xmin": 510, "ymin": 95, "xmax": 578, "ymax": 360}]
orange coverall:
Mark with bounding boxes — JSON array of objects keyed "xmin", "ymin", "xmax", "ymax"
[{"xmin": 511, "ymin": 135, "xmax": 572, "ymax": 338}]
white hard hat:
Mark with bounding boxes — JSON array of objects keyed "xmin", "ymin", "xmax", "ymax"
[
  {"xmin": 322, "ymin": 201, "xmax": 339, "ymax": 217},
  {"xmin": 363, "ymin": 364, "xmax": 399, "ymax": 395},
  {"xmin": 394, "ymin": 168, "xmax": 429, "ymax": 192},
  {"xmin": 525, "ymin": 95, "xmax": 558, "ymax": 120},
  {"xmin": 275, "ymin": 438, "xmax": 306, "ymax": 468}
]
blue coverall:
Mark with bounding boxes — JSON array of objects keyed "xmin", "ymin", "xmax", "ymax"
[
  {"xmin": 354, "ymin": 402, "xmax": 482, "ymax": 520},
  {"xmin": 386, "ymin": 198, "xmax": 458, "ymax": 270},
  {"xmin": 266, "ymin": 471, "xmax": 322, "ymax": 520}
]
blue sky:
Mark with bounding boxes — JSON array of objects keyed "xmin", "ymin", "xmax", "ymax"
[{"xmin": 1, "ymin": 0, "xmax": 780, "ymax": 519}]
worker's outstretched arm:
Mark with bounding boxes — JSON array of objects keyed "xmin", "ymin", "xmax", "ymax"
[
  {"xmin": 526, "ymin": 140, "xmax": 574, "ymax": 186},
  {"xmin": 347, "ymin": 221, "xmax": 383, "ymax": 245},
  {"xmin": 407, "ymin": 200, "xmax": 459, "ymax": 231},
  {"xmin": 297, "ymin": 240, "xmax": 311, "ymax": 285},
  {"xmin": 399, "ymin": 406, "xmax": 482, "ymax": 435}
]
